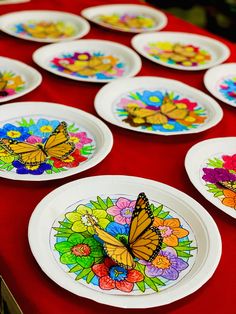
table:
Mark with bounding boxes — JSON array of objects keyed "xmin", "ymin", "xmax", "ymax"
[{"xmin": 0, "ymin": 0, "xmax": 235, "ymax": 313}]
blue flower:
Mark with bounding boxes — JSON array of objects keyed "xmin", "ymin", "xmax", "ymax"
[
  {"xmin": 109, "ymin": 265, "xmax": 128, "ymax": 281},
  {"xmin": 28, "ymin": 119, "xmax": 60, "ymax": 139},
  {"xmin": 12, "ymin": 160, "xmax": 52, "ymax": 175},
  {"xmin": 151, "ymin": 121, "xmax": 188, "ymax": 132},
  {"xmin": 0, "ymin": 124, "xmax": 30, "ymax": 141},
  {"xmin": 138, "ymin": 90, "xmax": 164, "ymax": 108},
  {"xmin": 219, "ymin": 78, "xmax": 236, "ymax": 103},
  {"xmin": 106, "ymin": 222, "xmax": 129, "ymax": 237}
]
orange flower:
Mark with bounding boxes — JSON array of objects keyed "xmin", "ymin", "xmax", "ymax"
[
  {"xmin": 222, "ymin": 189, "xmax": 236, "ymax": 209},
  {"xmin": 177, "ymin": 111, "xmax": 206, "ymax": 126},
  {"xmin": 153, "ymin": 217, "xmax": 189, "ymax": 247}
]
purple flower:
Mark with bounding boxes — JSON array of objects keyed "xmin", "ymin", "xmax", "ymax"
[
  {"xmin": 139, "ymin": 247, "xmax": 188, "ymax": 280},
  {"xmin": 12, "ymin": 160, "xmax": 51, "ymax": 175},
  {"xmin": 202, "ymin": 167, "xmax": 236, "ymax": 184}
]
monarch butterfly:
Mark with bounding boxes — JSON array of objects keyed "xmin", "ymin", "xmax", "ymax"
[
  {"xmin": 218, "ymin": 180, "xmax": 236, "ymax": 193},
  {"xmin": 88, "ymin": 192, "xmax": 163, "ymax": 268},
  {"xmin": 0, "ymin": 121, "xmax": 75, "ymax": 167},
  {"xmin": 124, "ymin": 93, "xmax": 188, "ymax": 127}
]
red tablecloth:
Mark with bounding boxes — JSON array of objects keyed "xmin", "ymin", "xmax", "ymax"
[{"xmin": 0, "ymin": 0, "xmax": 235, "ymax": 313}]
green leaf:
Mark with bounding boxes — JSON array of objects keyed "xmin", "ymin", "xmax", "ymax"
[
  {"xmin": 53, "ymin": 227, "xmax": 74, "ymax": 234},
  {"xmin": 59, "ymin": 221, "xmax": 73, "ymax": 228},
  {"xmin": 106, "ymin": 197, "xmax": 114, "ymax": 208},
  {"xmin": 86, "ymin": 271, "xmax": 95, "ymax": 284},
  {"xmin": 67, "ymin": 123, "xmax": 79, "ymax": 133},
  {"xmin": 69, "ymin": 264, "xmax": 83, "ymax": 273},
  {"xmin": 178, "ymin": 240, "xmax": 193, "ymax": 246},
  {"xmin": 158, "ymin": 211, "xmax": 169, "ymax": 219},
  {"xmin": 174, "ymin": 245, "xmax": 197, "ymax": 251},
  {"xmin": 207, "ymin": 158, "xmax": 223, "ymax": 168},
  {"xmin": 136, "ymin": 281, "xmax": 146, "ymax": 292},
  {"xmin": 214, "ymin": 191, "xmax": 224, "ymax": 197},
  {"xmin": 54, "ymin": 233, "xmax": 71, "ymax": 238},
  {"xmin": 144, "ymin": 277, "xmax": 159, "ymax": 292},
  {"xmin": 150, "ymin": 277, "xmax": 165, "ymax": 286},
  {"xmin": 176, "ymin": 251, "xmax": 193, "ymax": 258},
  {"xmin": 90, "ymin": 200, "xmax": 101, "ymax": 209},
  {"xmin": 80, "ymin": 145, "xmax": 94, "ymax": 156},
  {"xmin": 153, "ymin": 205, "xmax": 163, "ymax": 216},
  {"xmin": 75, "ymin": 268, "xmax": 91, "ymax": 281},
  {"xmin": 206, "ymin": 183, "xmax": 218, "ymax": 188},
  {"xmin": 97, "ymin": 196, "xmax": 107, "ymax": 209},
  {"xmin": 129, "ymin": 92, "xmax": 140, "ymax": 100}
]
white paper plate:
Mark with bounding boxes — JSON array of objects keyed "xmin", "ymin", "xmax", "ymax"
[
  {"xmin": 0, "ymin": 10, "xmax": 90, "ymax": 43},
  {"xmin": 185, "ymin": 137, "xmax": 236, "ymax": 219},
  {"xmin": 81, "ymin": 4, "xmax": 167, "ymax": 33},
  {"xmin": 33, "ymin": 39, "xmax": 142, "ymax": 83},
  {"xmin": 0, "ymin": 56, "xmax": 42, "ymax": 103},
  {"xmin": 204, "ymin": 63, "xmax": 236, "ymax": 107},
  {"xmin": 0, "ymin": 0, "xmax": 30, "ymax": 4},
  {"xmin": 28, "ymin": 175, "xmax": 221, "ymax": 308},
  {"xmin": 0, "ymin": 102, "xmax": 113, "ymax": 181},
  {"xmin": 131, "ymin": 32, "xmax": 230, "ymax": 71},
  {"xmin": 95, "ymin": 76, "xmax": 223, "ymax": 135}
]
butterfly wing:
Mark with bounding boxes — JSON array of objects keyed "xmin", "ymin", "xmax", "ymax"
[
  {"xmin": 128, "ymin": 192, "xmax": 162, "ymax": 262},
  {"xmin": 219, "ymin": 181, "xmax": 236, "ymax": 193},
  {"xmin": 88, "ymin": 214, "xmax": 135, "ymax": 268},
  {"xmin": 161, "ymin": 94, "xmax": 188, "ymax": 120},
  {"xmin": 0, "ymin": 138, "xmax": 46, "ymax": 166},
  {"xmin": 44, "ymin": 122, "xmax": 75, "ymax": 159}
]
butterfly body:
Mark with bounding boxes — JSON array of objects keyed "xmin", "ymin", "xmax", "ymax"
[
  {"xmin": 88, "ymin": 193, "xmax": 163, "ymax": 268},
  {"xmin": 218, "ymin": 180, "xmax": 236, "ymax": 193},
  {"xmin": 0, "ymin": 121, "xmax": 75, "ymax": 167}
]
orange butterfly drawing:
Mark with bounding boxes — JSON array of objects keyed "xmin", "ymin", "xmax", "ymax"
[
  {"xmin": 88, "ymin": 192, "xmax": 163, "ymax": 268},
  {"xmin": 0, "ymin": 121, "xmax": 75, "ymax": 167}
]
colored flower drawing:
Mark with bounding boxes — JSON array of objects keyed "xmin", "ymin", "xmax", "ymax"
[
  {"xmin": 0, "ymin": 118, "xmax": 95, "ymax": 175},
  {"xmin": 116, "ymin": 89, "xmax": 207, "ymax": 133},
  {"xmin": 13, "ymin": 20, "xmax": 76, "ymax": 39},
  {"xmin": 202, "ymin": 154, "xmax": 236, "ymax": 209},
  {"xmin": 50, "ymin": 52, "xmax": 125, "ymax": 79},
  {"xmin": 97, "ymin": 14, "xmax": 156, "ymax": 31},
  {"xmin": 0, "ymin": 71, "xmax": 25, "ymax": 98},
  {"xmin": 219, "ymin": 77, "xmax": 236, "ymax": 103},
  {"xmin": 53, "ymin": 195, "xmax": 197, "ymax": 294},
  {"xmin": 144, "ymin": 42, "xmax": 211, "ymax": 67}
]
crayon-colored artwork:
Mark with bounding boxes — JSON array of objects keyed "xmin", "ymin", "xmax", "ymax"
[
  {"xmin": 96, "ymin": 13, "xmax": 156, "ymax": 31},
  {"xmin": 219, "ymin": 76, "xmax": 236, "ymax": 103},
  {"xmin": 50, "ymin": 52, "xmax": 125, "ymax": 79},
  {"xmin": 0, "ymin": 118, "xmax": 95, "ymax": 175},
  {"xmin": 13, "ymin": 20, "xmax": 76, "ymax": 39},
  {"xmin": 52, "ymin": 192, "xmax": 197, "ymax": 294},
  {"xmin": 115, "ymin": 89, "xmax": 207, "ymax": 132},
  {"xmin": 0, "ymin": 71, "xmax": 25, "ymax": 98},
  {"xmin": 145, "ymin": 42, "xmax": 211, "ymax": 67},
  {"xmin": 202, "ymin": 154, "xmax": 236, "ymax": 209}
]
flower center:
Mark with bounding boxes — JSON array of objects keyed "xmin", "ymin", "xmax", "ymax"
[
  {"xmin": 152, "ymin": 255, "xmax": 171, "ymax": 269},
  {"xmin": 149, "ymin": 96, "xmax": 159, "ymax": 103},
  {"xmin": 71, "ymin": 244, "xmax": 90, "ymax": 256},
  {"xmin": 6, "ymin": 130, "xmax": 21, "ymax": 138},
  {"xmin": 40, "ymin": 125, "xmax": 53, "ymax": 133},
  {"xmin": 26, "ymin": 164, "xmax": 40, "ymax": 170},
  {"xmin": 109, "ymin": 266, "xmax": 127, "ymax": 281},
  {"xmin": 81, "ymin": 214, "xmax": 97, "ymax": 226},
  {"xmin": 185, "ymin": 116, "xmax": 196, "ymax": 122},
  {"xmin": 63, "ymin": 155, "xmax": 74, "ymax": 163},
  {"xmin": 120, "ymin": 207, "xmax": 133, "ymax": 218},
  {"xmin": 158, "ymin": 225, "xmax": 173, "ymax": 237}
]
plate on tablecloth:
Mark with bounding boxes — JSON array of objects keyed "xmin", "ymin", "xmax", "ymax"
[
  {"xmin": 33, "ymin": 39, "xmax": 142, "ymax": 83},
  {"xmin": 0, "ymin": 101, "xmax": 113, "ymax": 181},
  {"xmin": 131, "ymin": 32, "xmax": 230, "ymax": 71},
  {"xmin": 95, "ymin": 76, "xmax": 223, "ymax": 135},
  {"xmin": 81, "ymin": 4, "xmax": 167, "ymax": 33},
  {"xmin": 0, "ymin": 56, "xmax": 42, "ymax": 103},
  {"xmin": 185, "ymin": 137, "xmax": 236, "ymax": 219},
  {"xmin": 28, "ymin": 175, "xmax": 221, "ymax": 308},
  {"xmin": 204, "ymin": 63, "xmax": 236, "ymax": 107},
  {"xmin": 0, "ymin": 10, "xmax": 90, "ymax": 43}
]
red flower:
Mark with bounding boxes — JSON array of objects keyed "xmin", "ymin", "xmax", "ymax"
[
  {"xmin": 223, "ymin": 154, "xmax": 236, "ymax": 172},
  {"xmin": 51, "ymin": 149, "xmax": 87, "ymax": 168},
  {"xmin": 92, "ymin": 258, "xmax": 144, "ymax": 292}
]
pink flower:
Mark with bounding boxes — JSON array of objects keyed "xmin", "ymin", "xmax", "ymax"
[
  {"xmin": 26, "ymin": 135, "xmax": 42, "ymax": 144},
  {"xmin": 117, "ymin": 97, "xmax": 146, "ymax": 109},
  {"xmin": 107, "ymin": 197, "xmax": 136, "ymax": 225},
  {"xmin": 69, "ymin": 132, "xmax": 92, "ymax": 149},
  {"xmin": 223, "ymin": 154, "xmax": 236, "ymax": 171}
]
